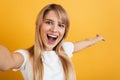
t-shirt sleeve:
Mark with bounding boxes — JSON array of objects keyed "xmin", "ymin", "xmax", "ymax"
[
  {"xmin": 62, "ymin": 42, "xmax": 74, "ymax": 58},
  {"xmin": 12, "ymin": 49, "xmax": 29, "ymax": 71}
]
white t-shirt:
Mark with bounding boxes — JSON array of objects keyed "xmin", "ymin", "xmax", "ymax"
[{"xmin": 13, "ymin": 42, "xmax": 74, "ymax": 80}]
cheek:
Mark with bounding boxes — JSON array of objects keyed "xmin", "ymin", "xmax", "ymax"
[
  {"xmin": 40, "ymin": 25, "xmax": 47, "ymax": 34},
  {"xmin": 60, "ymin": 29, "xmax": 65, "ymax": 37},
  {"xmin": 40, "ymin": 27, "xmax": 43, "ymax": 36},
  {"xmin": 41, "ymin": 23, "xmax": 51, "ymax": 32},
  {"xmin": 40, "ymin": 26, "xmax": 46, "ymax": 38}
]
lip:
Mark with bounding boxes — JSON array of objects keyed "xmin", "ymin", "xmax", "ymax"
[
  {"xmin": 47, "ymin": 34, "xmax": 58, "ymax": 38},
  {"xmin": 46, "ymin": 33, "xmax": 59, "ymax": 44}
]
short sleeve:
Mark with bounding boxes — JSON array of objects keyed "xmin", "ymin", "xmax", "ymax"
[
  {"xmin": 12, "ymin": 49, "xmax": 29, "ymax": 71},
  {"xmin": 62, "ymin": 42, "xmax": 74, "ymax": 58}
]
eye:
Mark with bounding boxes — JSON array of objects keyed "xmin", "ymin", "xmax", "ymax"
[
  {"xmin": 58, "ymin": 24, "xmax": 65, "ymax": 28},
  {"xmin": 45, "ymin": 21, "xmax": 53, "ymax": 25}
]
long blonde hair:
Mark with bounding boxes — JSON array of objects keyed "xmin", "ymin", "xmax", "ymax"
[{"xmin": 28, "ymin": 4, "xmax": 76, "ymax": 80}]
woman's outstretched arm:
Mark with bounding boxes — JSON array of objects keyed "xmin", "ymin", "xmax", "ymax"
[
  {"xmin": 0, "ymin": 45, "xmax": 24, "ymax": 71},
  {"xmin": 73, "ymin": 35, "xmax": 104, "ymax": 53}
]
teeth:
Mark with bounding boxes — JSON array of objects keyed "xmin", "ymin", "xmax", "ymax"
[{"xmin": 48, "ymin": 34, "xmax": 58, "ymax": 38}]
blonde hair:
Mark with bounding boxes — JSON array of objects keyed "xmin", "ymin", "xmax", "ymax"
[{"xmin": 28, "ymin": 4, "xmax": 76, "ymax": 80}]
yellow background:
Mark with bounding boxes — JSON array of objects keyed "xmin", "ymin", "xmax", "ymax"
[{"xmin": 0, "ymin": 0, "xmax": 120, "ymax": 80}]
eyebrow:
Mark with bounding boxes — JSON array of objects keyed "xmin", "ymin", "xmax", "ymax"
[
  {"xmin": 43, "ymin": 19, "xmax": 54, "ymax": 22},
  {"xmin": 43, "ymin": 19, "xmax": 63, "ymax": 24}
]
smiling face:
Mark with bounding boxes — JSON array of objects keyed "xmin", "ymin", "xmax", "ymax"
[{"xmin": 40, "ymin": 10, "xmax": 66, "ymax": 51}]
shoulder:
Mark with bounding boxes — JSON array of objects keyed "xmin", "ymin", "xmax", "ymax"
[
  {"xmin": 15, "ymin": 49, "xmax": 29, "ymax": 55},
  {"xmin": 13, "ymin": 49, "xmax": 29, "ymax": 71},
  {"xmin": 62, "ymin": 42, "xmax": 74, "ymax": 58},
  {"xmin": 15, "ymin": 49, "xmax": 29, "ymax": 60}
]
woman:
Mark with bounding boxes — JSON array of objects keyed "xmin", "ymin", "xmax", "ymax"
[{"xmin": 0, "ymin": 4, "xmax": 104, "ymax": 80}]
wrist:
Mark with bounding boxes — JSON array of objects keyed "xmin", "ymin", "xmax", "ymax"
[{"xmin": 97, "ymin": 36, "xmax": 105, "ymax": 41}]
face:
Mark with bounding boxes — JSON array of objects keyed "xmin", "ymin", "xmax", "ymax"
[{"xmin": 40, "ymin": 10, "xmax": 65, "ymax": 51}]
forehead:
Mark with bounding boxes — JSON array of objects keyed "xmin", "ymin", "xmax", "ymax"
[{"xmin": 44, "ymin": 10, "xmax": 62, "ymax": 22}]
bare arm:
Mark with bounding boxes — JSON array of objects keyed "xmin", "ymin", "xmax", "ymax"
[
  {"xmin": 0, "ymin": 45, "xmax": 24, "ymax": 71},
  {"xmin": 73, "ymin": 35, "xmax": 104, "ymax": 53}
]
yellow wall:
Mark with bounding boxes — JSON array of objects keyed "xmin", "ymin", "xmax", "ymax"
[{"xmin": 0, "ymin": 0, "xmax": 120, "ymax": 80}]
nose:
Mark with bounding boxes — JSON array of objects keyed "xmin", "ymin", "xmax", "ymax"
[{"xmin": 50, "ymin": 25, "xmax": 58, "ymax": 32}]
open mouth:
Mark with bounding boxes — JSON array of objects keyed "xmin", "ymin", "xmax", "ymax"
[{"xmin": 47, "ymin": 34, "xmax": 58, "ymax": 44}]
